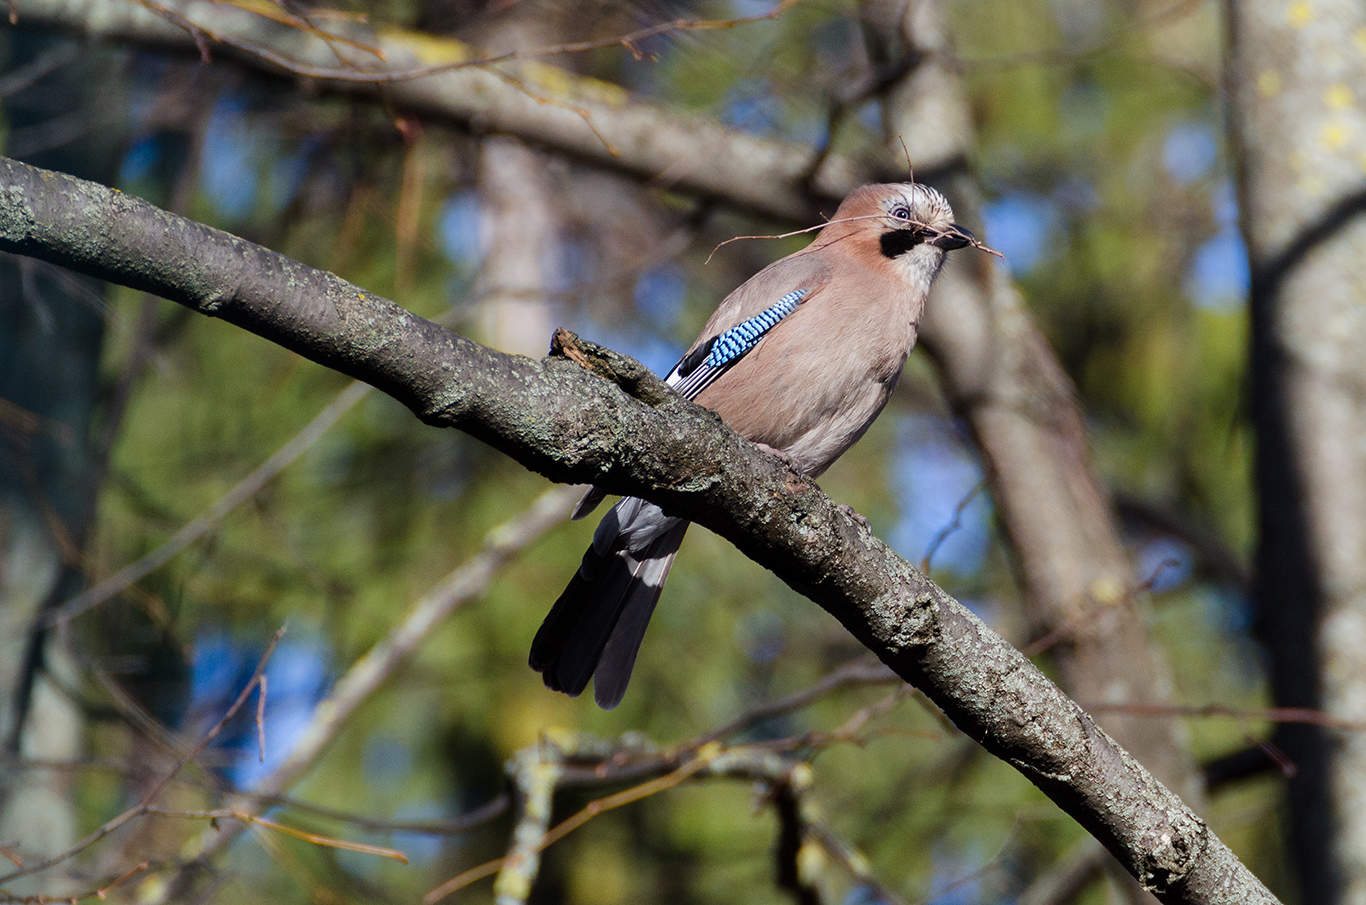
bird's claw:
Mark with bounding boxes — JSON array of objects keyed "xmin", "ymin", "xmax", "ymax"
[
  {"xmin": 756, "ymin": 442, "xmax": 803, "ymax": 473},
  {"xmin": 838, "ymin": 503, "xmax": 870, "ymax": 530}
]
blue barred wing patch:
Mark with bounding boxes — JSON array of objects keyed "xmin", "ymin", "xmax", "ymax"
[
  {"xmin": 668, "ymin": 288, "xmax": 810, "ymax": 400},
  {"xmin": 704, "ymin": 290, "xmax": 806, "ymax": 368}
]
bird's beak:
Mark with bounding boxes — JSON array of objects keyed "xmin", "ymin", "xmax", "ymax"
[{"xmin": 931, "ymin": 224, "xmax": 974, "ymax": 250}]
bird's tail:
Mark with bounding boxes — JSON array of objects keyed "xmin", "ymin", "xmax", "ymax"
[{"xmin": 530, "ymin": 498, "xmax": 688, "ymax": 708}]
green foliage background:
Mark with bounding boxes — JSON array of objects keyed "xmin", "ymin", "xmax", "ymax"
[{"xmin": 2, "ymin": 0, "xmax": 1283, "ymax": 901}]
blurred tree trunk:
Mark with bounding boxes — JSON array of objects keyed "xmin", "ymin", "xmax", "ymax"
[
  {"xmin": 0, "ymin": 32, "xmax": 118, "ymax": 894},
  {"xmin": 460, "ymin": 3, "xmax": 560, "ymax": 357},
  {"xmin": 1226, "ymin": 1, "xmax": 1366, "ymax": 903},
  {"xmin": 870, "ymin": 2, "xmax": 1202, "ymax": 899},
  {"xmin": 876, "ymin": 0, "xmax": 1201, "ymax": 797},
  {"xmin": 476, "ymin": 136, "xmax": 558, "ymax": 356}
]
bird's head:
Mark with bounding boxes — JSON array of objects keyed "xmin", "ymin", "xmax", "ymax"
[{"xmin": 825, "ymin": 182, "xmax": 975, "ymax": 288}]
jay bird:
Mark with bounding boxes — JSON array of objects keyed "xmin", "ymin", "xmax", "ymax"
[{"xmin": 530, "ymin": 182, "xmax": 974, "ymax": 708}]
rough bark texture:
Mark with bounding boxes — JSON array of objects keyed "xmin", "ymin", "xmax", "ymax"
[
  {"xmin": 0, "ymin": 155, "xmax": 1278, "ymax": 905},
  {"xmin": 878, "ymin": 0, "xmax": 1202, "ymax": 814},
  {"xmin": 1225, "ymin": 1, "xmax": 1366, "ymax": 902}
]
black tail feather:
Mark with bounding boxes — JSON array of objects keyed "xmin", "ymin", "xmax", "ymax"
[
  {"xmin": 530, "ymin": 518, "xmax": 687, "ymax": 706},
  {"xmin": 592, "ymin": 531, "xmax": 684, "ymax": 708},
  {"xmin": 529, "ymin": 543, "xmax": 644, "ymax": 696}
]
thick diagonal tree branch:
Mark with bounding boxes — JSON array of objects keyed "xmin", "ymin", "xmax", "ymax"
[{"xmin": 0, "ymin": 156, "xmax": 1274, "ymax": 905}]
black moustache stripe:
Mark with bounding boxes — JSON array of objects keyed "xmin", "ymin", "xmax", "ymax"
[{"xmin": 880, "ymin": 228, "xmax": 926, "ymax": 258}]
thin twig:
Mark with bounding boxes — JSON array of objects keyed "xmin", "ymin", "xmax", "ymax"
[
  {"xmin": 484, "ymin": 66, "xmax": 619, "ymax": 157},
  {"xmin": 425, "ymin": 744, "xmax": 724, "ymax": 904},
  {"xmin": 1086, "ymin": 701, "xmax": 1366, "ymax": 732},
  {"xmin": 132, "ymin": 0, "xmax": 804, "ymax": 85},
  {"xmin": 706, "ymin": 213, "xmax": 1002, "ymax": 264},
  {"xmin": 697, "ymin": 658, "xmax": 898, "ymax": 746},
  {"xmin": 910, "ymin": 818, "xmax": 1018, "ymax": 905},
  {"xmin": 0, "ymin": 860, "xmax": 149, "ymax": 904},
  {"xmin": 437, "ymin": 735, "xmax": 918, "ymax": 905},
  {"xmin": 2, "ymin": 753, "xmax": 513, "ymax": 834},
  {"xmin": 1020, "ymin": 558, "xmax": 1179, "ymax": 660},
  {"xmin": 247, "ymin": 791, "xmax": 512, "ymax": 836},
  {"xmin": 255, "ymin": 674, "xmax": 268, "ymax": 763},
  {"xmin": 920, "ymin": 478, "xmax": 989, "ymax": 572},
  {"xmin": 1015, "ymin": 838, "xmax": 1111, "ymax": 905},
  {"xmin": 48, "ymin": 381, "xmax": 373, "ymax": 627},
  {"xmin": 143, "ymin": 808, "xmax": 407, "ymax": 863},
  {"xmin": 0, "ymin": 43, "xmax": 79, "ymax": 97},
  {"xmin": 950, "ymin": 0, "xmax": 1206, "ymax": 71},
  {"xmin": 151, "ymin": 487, "xmax": 577, "ymax": 902},
  {"xmin": 216, "ymin": 0, "xmax": 386, "ymax": 61},
  {"xmin": 0, "ymin": 627, "xmax": 285, "ymax": 884}
]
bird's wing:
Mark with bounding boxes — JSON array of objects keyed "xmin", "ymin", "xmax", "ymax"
[
  {"xmin": 570, "ymin": 252, "xmax": 831, "ymax": 521},
  {"xmin": 664, "ymin": 251, "xmax": 832, "ymax": 401}
]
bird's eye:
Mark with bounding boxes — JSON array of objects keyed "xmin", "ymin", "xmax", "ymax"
[{"xmin": 892, "ymin": 205, "xmax": 911, "ymax": 221}]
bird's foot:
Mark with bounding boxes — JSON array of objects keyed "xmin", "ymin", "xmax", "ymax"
[
  {"xmin": 755, "ymin": 442, "xmax": 803, "ymax": 473},
  {"xmin": 838, "ymin": 503, "xmax": 870, "ymax": 530}
]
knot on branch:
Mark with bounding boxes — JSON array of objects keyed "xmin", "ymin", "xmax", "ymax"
[
  {"xmin": 1137, "ymin": 813, "xmax": 1206, "ymax": 894},
  {"xmin": 551, "ymin": 328, "xmax": 675, "ymax": 407},
  {"xmin": 873, "ymin": 586, "xmax": 939, "ymax": 651}
]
